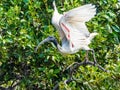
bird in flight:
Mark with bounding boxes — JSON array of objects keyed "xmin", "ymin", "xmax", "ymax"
[{"xmin": 36, "ymin": 1, "xmax": 98, "ymax": 64}]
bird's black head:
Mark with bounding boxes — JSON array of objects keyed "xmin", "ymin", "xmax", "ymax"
[
  {"xmin": 48, "ymin": 36, "xmax": 58, "ymax": 47},
  {"xmin": 35, "ymin": 36, "xmax": 58, "ymax": 52}
]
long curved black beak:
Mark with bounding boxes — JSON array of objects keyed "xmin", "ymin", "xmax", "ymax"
[
  {"xmin": 35, "ymin": 37, "xmax": 51, "ymax": 52},
  {"xmin": 35, "ymin": 36, "xmax": 57, "ymax": 52}
]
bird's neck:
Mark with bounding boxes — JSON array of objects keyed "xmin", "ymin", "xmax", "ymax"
[{"xmin": 51, "ymin": 38, "xmax": 66, "ymax": 53}]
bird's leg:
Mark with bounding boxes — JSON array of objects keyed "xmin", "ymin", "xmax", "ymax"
[
  {"xmin": 85, "ymin": 50, "xmax": 89, "ymax": 64},
  {"xmin": 90, "ymin": 49, "xmax": 97, "ymax": 66}
]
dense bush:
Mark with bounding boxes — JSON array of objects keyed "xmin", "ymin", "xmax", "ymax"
[{"xmin": 0, "ymin": 0, "xmax": 120, "ymax": 89}]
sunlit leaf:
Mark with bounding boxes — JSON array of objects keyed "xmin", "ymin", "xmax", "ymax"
[{"xmin": 112, "ymin": 25, "xmax": 120, "ymax": 32}]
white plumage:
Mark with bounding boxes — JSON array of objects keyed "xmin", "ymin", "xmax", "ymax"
[
  {"xmin": 51, "ymin": 1, "xmax": 98, "ymax": 54},
  {"xmin": 35, "ymin": 1, "xmax": 98, "ymax": 58}
]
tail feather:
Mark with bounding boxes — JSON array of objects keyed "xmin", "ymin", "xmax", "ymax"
[{"xmin": 88, "ymin": 33, "xmax": 98, "ymax": 41}]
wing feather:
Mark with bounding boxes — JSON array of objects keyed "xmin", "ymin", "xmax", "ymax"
[
  {"xmin": 64, "ymin": 4, "xmax": 96, "ymax": 22},
  {"xmin": 63, "ymin": 4, "xmax": 96, "ymax": 36},
  {"xmin": 59, "ymin": 16, "xmax": 87, "ymax": 48},
  {"xmin": 59, "ymin": 4, "xmax": 96, "ymax": 50}
]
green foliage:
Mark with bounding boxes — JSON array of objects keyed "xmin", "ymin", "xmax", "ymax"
[{"xmin": 0, "ymin": 0, "xmax": 120, "ymax": 89}]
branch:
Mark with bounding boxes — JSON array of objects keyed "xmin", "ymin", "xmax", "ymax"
[
  {"xmin": 53, "ymin": 59, "xmax": 108, "ymax": 90},
  {"xmin": 53, "ymin": 78, "xmax": 73, "ymax": 90},
  {"xmin": 68, "ymin": 60, "xmax": 108, "ymax": 73}
]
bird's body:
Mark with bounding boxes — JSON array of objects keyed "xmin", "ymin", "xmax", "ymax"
[
  {"xmin": 50, "ymin": 1, "xmax": 98, "ymax": 54},
  {"xmin": 36, "ymin": 1, "xmax": 98, "ymax": 56}
]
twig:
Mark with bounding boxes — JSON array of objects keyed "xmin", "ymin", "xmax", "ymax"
[
  {"xmin": 53, "ymin": 59, "xmax": 108, "ymax": 90},
  {"xmin": 68, "ymin": 60, "xmax": 108, "ymax": 72},
  {"xmin": 53, "ymin": 78, "xmax": 73, "ymax": 90}
]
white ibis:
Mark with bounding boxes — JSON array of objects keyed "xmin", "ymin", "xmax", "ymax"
[{"xmin": 36, "ymin": 1, "xmax": 98, "ymax": 64}]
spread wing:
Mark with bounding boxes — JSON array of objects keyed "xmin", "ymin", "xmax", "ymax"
[
  {"xmin": 59, "ymin": 4, "xmax": 96, "ymax": 48},
  {"xmin": 63, "ymin": 4, "xmax": 96, "ymax": 36},
  {"xmin": 60, "ymin": 16, "xmax": 87, "ymax": 48},
  {"xmin": 64, "ymin": 4, "xmax": 96, "ymax": 22}
]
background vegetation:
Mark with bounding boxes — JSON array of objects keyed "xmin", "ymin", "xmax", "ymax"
[{"xmin": 0, "ymin": 0, "xmax": 120, "ymax": 89}]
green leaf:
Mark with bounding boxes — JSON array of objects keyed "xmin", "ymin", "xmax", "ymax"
[
  {"xmin": 23, "ymin": 0, "xmax": 29, "ymax": 4},
  {"xmin": 112, "ymin": 25, "xmax": 120, "ymax": 32},
  {"xmin": 54, "ymin": 69, "xmax": 60, "ymax": 74},
  {"xmin": 106, "ymin": 24, "xmax": 112, "ymax": 33}
]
